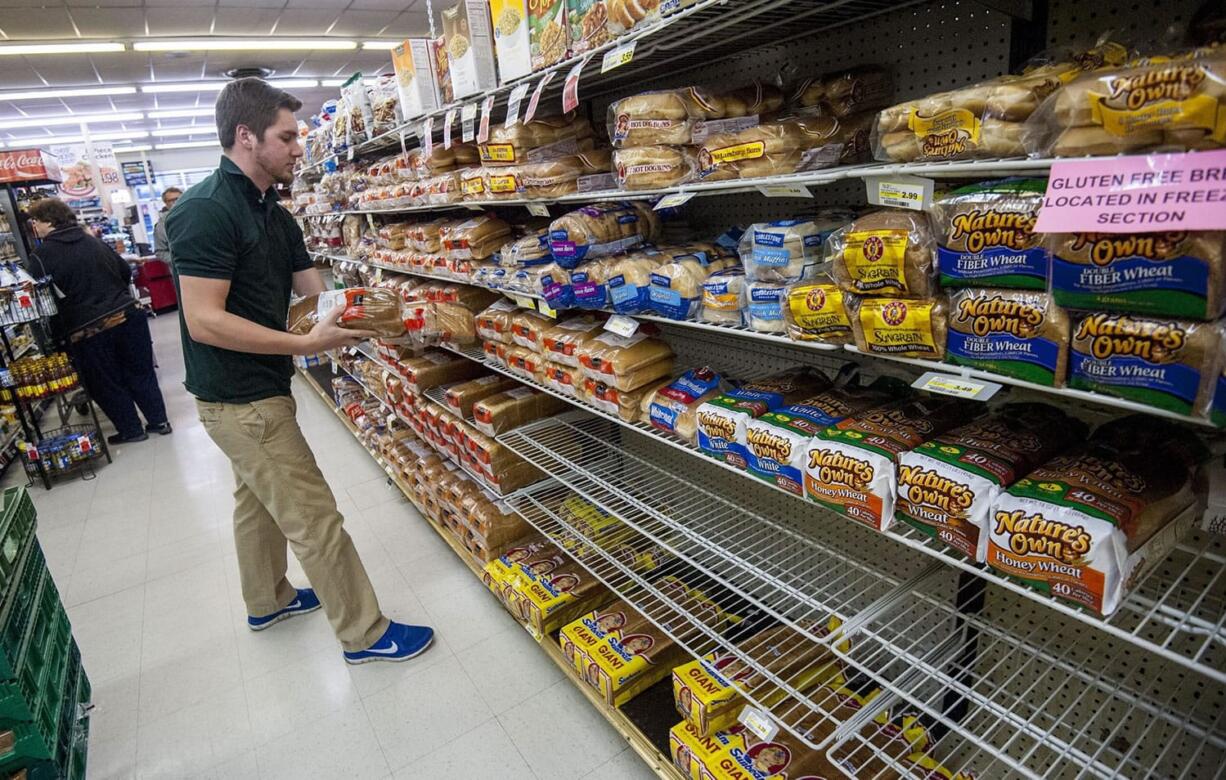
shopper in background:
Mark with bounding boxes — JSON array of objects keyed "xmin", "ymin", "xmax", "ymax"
[
  {"xmin": 168, "ymin": 78, "xmax": 434, "ymax": 665},
  {"xmin": 152, "ymin": 186, "xmax": 181, "ymax": 266},
  {"xmin": 26, "ymin": 197, "xmax": 173, "ymax": 445}
]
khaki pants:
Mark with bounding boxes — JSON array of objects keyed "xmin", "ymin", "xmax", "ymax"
[{"xmin": 196, "ymin": 395, "xmax": 388, "ymax": 652}]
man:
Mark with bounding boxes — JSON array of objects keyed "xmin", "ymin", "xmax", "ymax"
[
  {"xmin": 167, "ymin": 78, "xmax": 433, "ymax": 664},
  {"xmin": 152, "ymin": 186, "xmax": 181, "ymax": 265}
]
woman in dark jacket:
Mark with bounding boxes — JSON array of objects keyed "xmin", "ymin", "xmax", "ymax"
[{"xmin": 26, "ymin": 198, "xmax": 171, "ymax": 444}]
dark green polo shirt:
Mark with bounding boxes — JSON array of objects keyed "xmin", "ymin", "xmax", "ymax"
[{"xmin": 167, "ymin": 156, "xmax": 313, "ymax": 403}]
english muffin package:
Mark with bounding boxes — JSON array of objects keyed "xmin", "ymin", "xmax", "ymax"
[
  {"xmin": 805, "ymin": 395, "xmax": 982, "ymax": 531},
  {"xmin": 946, "ymin": 288, "xmax": 1071, "ymax": 387},
  {"xmin": 828, "ymin": 209, "xmax": 938, "ymax": 298},
  {"xmin": 895, "ymin": 403, "xmax": 1088, "ymax": 562},
  {"xmin": 847, "ymin": 294, "xmax": 948, "ymax": 360},
  {"xmin": 931, "ymin": 178, "xmax": 1048, "ymax": 289},
  {"xmin": 742, "ymin": 376, "xmax": 909, "ymax": 494},
  {"xmin": 1069, "ymin": 311, "xmax": 1223, "ymax": 417},
  {"xmin": 739, "ymin": 219, "xmax": 827, "ymax": 283},
  {"xmin": 699, "ymin": 266, "xmax": 746, "ymax": 326},
  {"xmin": 694, "ymin": 366, "xmax": 831, "ymax": 464},
  {"xmin": 745, "ymin": 280, "xmax": 788, "ymax": 334},
  {"xmin": 987, "ymin": 415, "xmax": 1207, "ymax": 615},
  {"xmin": 1047, "ymin": 231, "xmax": 1226, "ymax": 320}
]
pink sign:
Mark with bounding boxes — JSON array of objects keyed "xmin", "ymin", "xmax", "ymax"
[{"xmin": 1035, "ymin": 149, "xmax": 1226, "ymax": 233}]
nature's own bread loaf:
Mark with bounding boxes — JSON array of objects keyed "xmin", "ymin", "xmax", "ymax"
[
  {"xmin": 577, "ymin": 331, "xmax": 675, "ymax": 390},
  {"xmin": 1046, "ymin": 231, "xmax": 1226, "ymax": 320},
  {"xmin": 782, "ymin": 282, "xmax": 854, "ymax": 344},
  {"xmin": 847, "ymin": 295, "xmax": 948, "ymax": 360},
  {"xmin": 1069, "ymin": 311, "xmax": 1223, "ymax": 417},
  {"xmin": 947, "ymin": 289, "xmax": 1070, "ymax": 386},
  {"xmin": 473, "ymin": 387, "xmax": 569, "ymax": 435},
  {"xmin": 931, "ymin": 179, "xmax": 1047, "ymax": 289},
  {"xmin": 639, "ymin": 367, "xmax": 728, "ymax": 441},
  {"xmin": 614, "ymin": 145, "xmax": 698, "ymax": 190},
  {"xmin": 829, "ymin": 209, "xmax": 938, "ymax": 298},
  {"xmin": 694, "ymin": 366, "xmax": 831, "ymax": 465}
]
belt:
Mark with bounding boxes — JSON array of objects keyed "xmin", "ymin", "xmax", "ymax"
[{"xmin": 70, "ymin": 310, "xmax": 128, "ymax": 344}]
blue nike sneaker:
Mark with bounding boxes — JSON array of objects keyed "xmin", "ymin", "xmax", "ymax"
[
  {"xmin": 247, "ymin": 588, "xmax": 322, "ymax": 631},
  {"xmin": 343, "ymin": 621, "xmax": 435, "ymax": 665}
]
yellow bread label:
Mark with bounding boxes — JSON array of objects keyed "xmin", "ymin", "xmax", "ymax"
[
  {"xmin": 909, "ymin": 108, "xmax": 981, "ymax": 157},
  {"xmin": 843, "ymin": 229, "xmax": 910, "ymax": 293},
  {"xmin": 488, "ymin": 174, "xmax": 518, "ymax": 193},
  {"xmin": 709, "ymin": 141, "xmax": 765, "ymax": 163},
  {"xmin": 1090, "ymin": 91, "xmax": 1226, "ymax": 140},
  {"xmin": 859, "ymin": 299, "xmax": 938, "ymax": 355},
  {"xmin": 787, "ymin": 283, "xmax": 851, "ymax": 332},
  {"xmin": 480, "ymin": 143, "xmax": 516, "ymax": 162}
]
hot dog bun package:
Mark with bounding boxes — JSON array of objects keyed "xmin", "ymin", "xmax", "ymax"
[
  {"xmin": 694, "ymin": 366, "xmax": 831, "ymax": 465},
  {"xmin": 804, "ymin": 394, "xmax": 981, "ymax": 531},
  {"xmin": 946, "ymin": 288, "xmax": 1071, "ymax": 387},
  {"xmin": 1046, "ymin": 231, "xmax": 1226, "ymax": 320},
  {"xmin": 742, "ymin": 376, "xmax": 908, "ymax": 494},
  {"xmin": 549, "ymin": 201, "xmax": 662, "ymax": 267},
  {"xmin": 930, "ymin": 179, "xmax": 1047, "ymax": 289},
  {"xmin": 894, "ymin": 403, "xmax": 1087, "ymax": 562},
  {"xmin": 640, "ymin": 367, "xmax": 730, "ymax": 441},
  {"xmin": 607, "ymin": 87, "xmax": 724, "ymax": 148},
  {"xmin": 987, "ymin": 415, "xmax": 1207, "ymax": 615},
  {"xmin": 828, "ymin": 209, "xmax": 938, "ymax": 298}
]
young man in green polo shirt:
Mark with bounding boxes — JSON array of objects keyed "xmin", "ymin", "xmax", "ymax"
[{"xmin": 167, "ymin": 78, "xmax": 433, "ymax": 664}]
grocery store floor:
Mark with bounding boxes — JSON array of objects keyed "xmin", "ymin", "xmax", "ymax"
[{"xmin": 3, "ymin": 313, "xmax": 654, "ymax": 780}]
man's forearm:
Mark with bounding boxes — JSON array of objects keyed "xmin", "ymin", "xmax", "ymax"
[
  {"xmin": 293, "ymin": 268, "xmax": 327, "ymax": 297},
  {"xmin": 187, "ymin": 308, "xmax": 315, "ymax": 356}
]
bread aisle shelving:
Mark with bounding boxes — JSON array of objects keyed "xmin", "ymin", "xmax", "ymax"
[{"xmin": 293, "ymin": 0, "xmax": 1226, "ymax": 777}]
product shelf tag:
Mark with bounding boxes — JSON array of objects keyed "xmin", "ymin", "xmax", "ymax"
[
  {"xmin": 912, "ymin": 371, "xmax": 1001, "ymax": 401},
  {"xmin": 562, "ymin": 55, "xmax": 592, "ymax": 113},
  {"xmin": 443, "ymin": 108, "xmax": 457, "ymax": 149},
  {"xmin": 524, "ymin": 72, "xmax": 555, "ymax": 125},
  {"xmin": 602, "ymin": 41, "xmax": 636, "ymax": 73},
  {"xmin": 738, "ymin": 706, "xmax": 779, "ymax": 741},
  {"xmin": 505, "ymin": 82, "xmax": 531, "ymax": 129},
  {"xmin": 654, "ymin": 192, "xmax": 694, "ymax": 210},
  {"xmin": 461, "ymin": 103, "xmax": 477, "ymax": 142},
  {"xmin": 604, "ymin": 314, "xmax": 639, "ymax": 338},
  {"xmin": 866, "ymin": 174, "xmax": 933, "ymax": 211},
  {"xmin": 478, "ymin": 94, "xmax": 496, "ymax": 143}
]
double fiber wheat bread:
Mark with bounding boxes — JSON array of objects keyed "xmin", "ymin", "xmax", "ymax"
[
  {"xmin": 946, "ymin": 288, "xmax": 1071, "ymax": 386},
  {"xmin": 931, "ymin": 178, "xmax": 1047, "ymax": 289}
]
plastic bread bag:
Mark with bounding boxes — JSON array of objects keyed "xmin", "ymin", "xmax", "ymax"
[
  {"xmin": 442, "ymin": 215, "xmax": 513, "ymax": 261},
  {"xmin": 739, "ymin": 219, "xmax": 827, "ymax": 283},
  {"xmin": 783, "ymin": 281, "xmax": 854, "ymax": 344},
  {"xmin": 648, "ymin": 258, "xmax": 709, "ymax": 320},
  {"xmin": 476, "ymin": 300, "xmax": 519, "ymax": 343},
  {"xmin": 606, "ymin": 251, "xmax": 666, "ymax": 314},
  {"xmin": 509, "ymin": 308, "xmax": 554, "ymax": 351},
  {"xmin": 1024, "ymin": 50, "xmax": 1226, "ymax": 156},
  {"xmin": 369, "ymin": 75, "xmax": 402, "ymax": 137},
  {"xmin": 342, "ymin": 76, "xmax": 373, "ymax": 145},
  {"xmin": 541, "ymin": 315, "xmax": 605, "ymax": 366},
  {"xmin": 482, "ymin": 167, "xmax": 522, "ymax": 200},
  {"xmin": 613, "ymin": 145, "xmax": 699, "ymax": 190},
  {"xmin": 583, "ymin": 377, "xmax": 669, "ymax": 422},
  {"xmin": 639, "ymin": 367, "xmax": 730, "ymax": 441},
  {"xmin": 569, "ymin": 258, "xmax": 614, "ymax": 310},
  {"xmin": 699, "ymin": 266, "xmax": 746, "ymax": 326},
  {"xmin": 789, "ymin": 64, "xmax": 894, "ymax": 117},
  {"xmin": 288, "ymin": 296, "xmax": 319, "ymax": 336},
  {"xmin": 314, "ymin": 288, "xmax": 406, "ymax": 338},
  {"xmin": 473, "ymin": 386, "xmax": 568, "ymax": 436},
  {"xmin": 499, "ymin": 227, "xmax": 553, "ymax": 268},
  {"xmin": 549, "ymin": 202, "xmax": 662, "ymax": 267},
  {"xmin": 693, "ymin": 366, "xmax": 832, "ymax": 464},
  {"xmin": 744, "ymin": 280, "xmax": 788, "ymax": 334},
  {"xmin": 947, "ymin": 288, "xmax": 1070, "ymax": 387},
  {"xmin": 459, "ymin": 166, "xmax": 487, "ymax": 200},
  {"xmin": 535, "ymin": 262, "xmax": 574, "ymax": 310},
  {"xmin": 607, "ymin": 0, "xmax": 698, "ymax": 35},
  {"xmin": 846, "ymin": 294, "xmax": 948, "ymax": 360},
  {"xmin": 577, "ymin": 331, "xmax": 675, "ymax": 390},
  {"xmin": 697, "ymin": 115, "xmax": 871, "ymax": 181},
  {"xmin": 410, "ymin": 143, "xmax": 458, "ymax": 176},
  {"xmin": 502, "ymin": 345, "xmax": 548, "ymax": 382},
  {"xmin": 544, "ymin": 361, "xmax": 583, "ymax": 397},
  {"xmin": 607, "ymin": 87, "xmax": 727, "ymax": 147},
  {"xmin": 480, "ymin": 115, "xmax": 594, "ymax": 165},
  {"xmin": 409, "ymin": 218, "xmax": 454, "ymax": 253},
  {"xmin": 518, "ymin": 156, "xmax": 586, "ymax": 198},
  {"xmin": 930, "ymin": 178, "xmax": 1047, "ymax": 289},
  {"xmin": 828, "ymin": 209, "xmax": 939, "ymax": 298}
]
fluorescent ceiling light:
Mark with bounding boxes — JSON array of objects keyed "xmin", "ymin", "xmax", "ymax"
[
  {"xmin": 112, "ymin": 145, "xmax": 153, "ymax": 154},
  {"xmin": 320, "ymin": 77, "xmax": 379, "ymax": 88},
  {"xmin": 5, "ymin": 130, "xmax": 149, "ymax": 146},
  {"xmin": 134, "ymin": 39, "xmax": 356, "ymax": 52},
  {"xmin": 361, "ymin": 41, "xmax": 401, "ymax": 50},
  {"xmin": 147, "ymin": 107, "xmax": 214, "ymax": 119},
  {"xmin": 0, "ymin": 86, "xmax": 136, "ymax": 102},
  {"xmin": 152, "ymin": 127, "xmax": 218, "ymax": 138},
  {"xmin": 140, "ymin": 82, "xmax": 229, "ymax": 94},
  {"xmin": 0, "ymin": 111, "xmax": 144, "ymax": 130},
  {"xmin": 0, "ymin": 42, "xmax": 125, "ymax": 56},
  {"xmin": 155, "ymin": 140, "xmax": 220, "ymax": 150},
  {"xmin": 268, "ymin": 79, "xmax": 319, "ymax": 89}
]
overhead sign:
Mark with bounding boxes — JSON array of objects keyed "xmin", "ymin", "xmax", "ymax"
[
  {"xmin": 0, "ymin": 149, "xmax": 62, "ymax": 185},
  {"xmin": 122, "ymin": 160, "xmax": 153, "ymax": 187}
]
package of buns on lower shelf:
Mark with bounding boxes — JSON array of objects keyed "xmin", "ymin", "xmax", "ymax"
[
  {"xmin": 400, "ymin": 349, "xmax": 487, "ymax": 394},
  {"xmin": 577, "ymin": 331, "xmax": 675, "ymax": 390},
  {"xmin": 828, "ymin": 209, "xmax": 938, "ymax": 298},
  {"xmin": 540, "ymin": 315, "xmax": 606, "ymax": 365},
  {"xmin": 671, "ymin": 616, "xmax": 849, "ymax": 739},
  {"xmin": 563, "ymin": 259, "xmax": 612, "ymax": 310},
  {"xmin": 648, "ymin": 257, "xmax": 717, "ymax": 320},
  {"xmin": 695, "ymin": 366, "xmax": 831, "ymax": 464},
  {"xmin": 544, "ymin": 361, "xmax": 583, "ymax": 397},
  {"xmin": 804, "ymin": 393, "xmax": 983, "ymax": 531},
  {"xmin": 460, "ymin": 490, "xmax": 532, "ymax": 549},
  {"xmin": 443, "ymin": 375, "xmax": 519, "ymax": 417},
  {"xmin": 473, "ymin": 386, "xmax": 569, "ymax": 435},
  {"xmin": 946, "ymin": 288, "xmax": 1071, "ymax": 387},
  {"xmin": 789, "ymin": 64, "xmax": 894, "ymax": 119},
  {"xmin": 988, "ymin": 415, "xmax": 1207, "ymax": 615},
  {"xmin": 931, "ymin": 179, "xmax": 1048, "ymax": 290},
  {"xmin": 549, "ymin": 202, "xmax": 662, "ymax": 267},
  {"xmin": 699, "ymin": 266, "xmax": 747, "ymax": 326},
  {"xmin": 480, "ymin": 114, "xmax": 594, "ymax": 165},
  {"xmin": 696, "ymin": 113, "xmax": 875, "ymax": 181},
  {"xmin": 510, "ymin": 262, "xmax": 571, "ymax": 304},
  {"xmin": 639, "ymin": 367, "xmax": 730, "ymax": 441},
  {"xmin": 745, "ymin": 280, "xmax": 790, "ymax": 334},
  {"xmin": 607, "ymin": 251, "xmax": 668, "ymax": 314},
  {"xmin": 1024, "ymin": 49, "xmax": 1226, "ymax": 157},
  {"xmin": 894, "ymin": 403, "xmax": 1088, "ymax": 562},
  {"xmin": 1069, "ymin": 311, "xmax": 1223, "ymax": 418},
  {"xmin": 846, "ymin": 294, "xmax": 948, "ymax": 360},
  {"xmin": 441, "ymin": 215, "xmax": 513, "ymax": 261},
  {"xmin": 1046, "ymin": 231, "xmax": 1226, "ymax": 321}
]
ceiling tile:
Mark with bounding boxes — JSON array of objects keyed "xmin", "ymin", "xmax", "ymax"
[
  {"xmin": 210, "ymin": 8, "xmax": 284, "ymax": 36},
  {"xmin": 143, "ymin": 6, "xmax": 216, "ymax": 36},
  {"xmin": 350, "ymin": 0, "xmax": 420, "ymax": 9},
  {"xmin": 0, "ymin": 7, "xmax": 78, "ymax": 38},
  {"xmin": 218, "ymin": 0, "xmax": 285, "ymax": 7},
  {"xmin": 327, "ymin": 10, "xmax": 401, "ymax": 36},
  {"xmin": 0, "ymin": 60, "xmax": 39, "ymax": 87},
  {"xmin": 269, "ymin": 8, "xmax": 342, "ymax": 34},
  {"xmin": 148, "ymin": 58, "xmax": 212, "ymax": 82},
  {"xmin": 94, "ymin": 57, "xmax": 153, "ymax": 84},
  {"xmin": 376, "ymin": 10, "xmax": 431, "ymax": 37},
  {"xmin": 65, "ymin": 0, "xmax": 142, "ymax": 6},
  {"xmin": 23, "ymin": 58, "xmax": 101, "ymax": 85},
  {"xmin": 66, "ymin": 7, "xmax": 147, "ymax": 38},
  {"xmin": 284, "ymin": 0, "xmax": 345, "ymax": 8}
]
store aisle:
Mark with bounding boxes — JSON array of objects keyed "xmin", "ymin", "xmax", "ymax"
[{"xmin": 7, "ymin": 314, "xmax": 654, "ymax": 780}]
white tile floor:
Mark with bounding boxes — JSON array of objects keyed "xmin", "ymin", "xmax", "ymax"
[{"xmin": 5, "ymin": 314, "xmax": 658, "ymax": 780}]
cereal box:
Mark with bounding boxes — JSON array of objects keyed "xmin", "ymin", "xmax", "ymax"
[
  {"xmin": 529, "ymin": 0, "xmax": 569, "ymax": 70},
  {"xmin": 490, "ymin": 0, "xmax": 532, "ymax": 83},
  {"xmin": 568, "ymin": 0, "xmax": 611, "ymax": 56},
  {"xmin": 429, "ymin": 36, "xmax": 455, "ymax": 104},
  {"xmin": 442, "ymin": 1, "xmax": 499, "ymax": 98},
  {"xmin": 391, "ymin": 38, "xmax": 440, "ymax": 120}
]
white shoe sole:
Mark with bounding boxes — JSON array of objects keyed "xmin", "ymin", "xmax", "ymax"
[
  {"xmin": 344, "ymin": 635, "xmax": 434, "ymax": 665},
  {"xmin": 248, "ymin": 602, "xmax": 322, "ymax": 631}
]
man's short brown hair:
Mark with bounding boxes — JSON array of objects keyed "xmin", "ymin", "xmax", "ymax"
[
  {"xmin": 26, "ymin": 198, "xmax": 77, "ymax": 229},
  {"xmin": 215, "ymin": 78, "xmax": 303, "ymax": 149}
]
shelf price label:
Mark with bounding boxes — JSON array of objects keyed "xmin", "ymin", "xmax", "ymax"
[
  {"xmin": 912, "ymin": 371, "xmax": 1001, "ymax": 401},
  {"xmin": 461, "ymin": 103, "xmax": 477, "ymax": 142},
  {"xmin": 562, "ymin": 55, "xmax": 592, "ymax": 113},
  {"xmin": 443, "ymin": 108, "xmax": 457, "ymax": 149},
  {"xmin": 757, "ymin": 182, "xmax": 812, "ymax": 198},
  {"xmin": 653, "ymin": 191, "xmax": 695, "ymax": 210},
  {"xmin": 526, "ymin": 202, "xmax": 550, "ymax": 217},
  {"xmin": 478, "ymin": 94, "xmax": 496, "ymax": 143},
  {"xmin": 738, "ymin": 706, "xmax": 779, "ymax": 742},
  {"xmin": 538, "ymin": 300, "xmax": 558, "ymax": 318},
  {"xmin": 604, "ymin": 314, "xmax": 639, "ymax": 338},
  {"xmin": 601, "ymin": 41, "xmax": 636, "ymax": 73},
  {"xmin": 505, "ymin": 82, "xmax": 531, "ymax": 128},
  {"xmin": 421, "ymin": 116, "xmax": 434, "ymax": 158},
  {"xmin": 512, "ymin": 295, "xmax": 537, "ymax": 310},
  {"xmin": 523, "ymin": 71, "xmax": 555, "ymax": 125},
  {"xmin": 866, "ymin": 174, "xmax": 933, "ymax": 211}
]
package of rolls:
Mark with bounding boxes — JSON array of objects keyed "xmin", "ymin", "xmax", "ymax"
[
  {"xmin": 699, "ymin": 266, "xmax": 747, "ymax": 325},
  {"xmin": 568, "ymin": 260, "xmax": 614, "ymax": 310},
  {"xmin": 696, "ymin": 114, "xmax": 875, "ymax": 181},
  {"xmin": 1025, "ymin": 50, "xmax": 1226, "ymax": 156},
  {"xmin": 828, "ymin": 209, "xmax": 939, "ymax": 298},
  {"xmin": 647, "ymin": 258, "xmax": 713, "ymax": 320},
  {"xmin": 479, "ymin": 114, "xmax": 595, "ymax": 165},
  {"xmin": 549, "ymin": 202, "xmax": 662, "ymax": 267},
  {"xmin": 613, "ymin": 144, "xmax": 700, "ymax": 190},
  {"xmin": 607, "ymin": 251, "xmax": 667, "ymax": 314},
  {"xmin": 517, "ymin": 150, "xmax": 611, "ymax": 198},
  {"xmin": 789, "ymin": 64, "xmax": 894, "ymax": 119},
  {"xmin": 607, "ymin": 87, "xmax": 723, "ymax": 148}
]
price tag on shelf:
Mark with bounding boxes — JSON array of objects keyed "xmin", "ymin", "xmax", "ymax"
[
  {"xmin": 478, "ymin": 94, "xmax": 495, "ymax": 143},
  {"xmin": 562, "ymin": 55, "xmax": 592, "ymax": 113},
  {"xmin": 523, "ymin": 71, "xmax": 555, "ymax": 124},
  {"xmin": 399, "ymin": 130, "xmax": 408, "ymax": 155},
  {"xmin": 346, "ymin": 147, "xmax": 355, "ymax": 161},
  {"xmin": 653, "ymin": 191, "xmax": 695, "ymax": 210},
  {"xmin": 601, "ymin": 40, "xmax": 636, "ymax": 73},
  {"xmin": 538, "ymin": 300, "xmax": 558, "ymax": 318},
  {"xmin": 912, "ymin": 371, "xmax": 1001, "ymax": 402},
  {"xmin": 443, "ymin": 108, "xmax": 457, "ymax": 149},
  {"xmin": 738, "ymin": 706, "xmax": 779, "ymax": 742},
  {"xmin": 526, "ymin": 203, "xmax": 550, "ymax": 217},
  {"xmin": 421, "ymin": 116, "xmax": 434, "ymax": 158},
  {"xmin": 461, "ymin": 103, "xmax": 477, "ymax": 142},
  {"xmin": 757, "ymin": 183, "xmax": 812, "ymax": 198},
  {"xmin": 512, "ymin": 295, "xmax": 537, "ymax": 310},
  {"xmin": 604, "ymin": 314, "xmax": 639, "ymax": 338},
  {"xmin": 866, "ymin": 174, "xmax": 933, "ymax": 211},
  {"xmin": 505, "ymin": 82, "xmax": 531, "ymax": 128}
]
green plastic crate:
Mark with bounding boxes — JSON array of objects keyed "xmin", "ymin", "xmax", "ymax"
[
  {"xmin": 0, "ymin": 490, "xmax": 36, "ymax": 604},
  {"xmin": 0, "ymin": 542, "xmax": 42, "ymax": 681}
]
